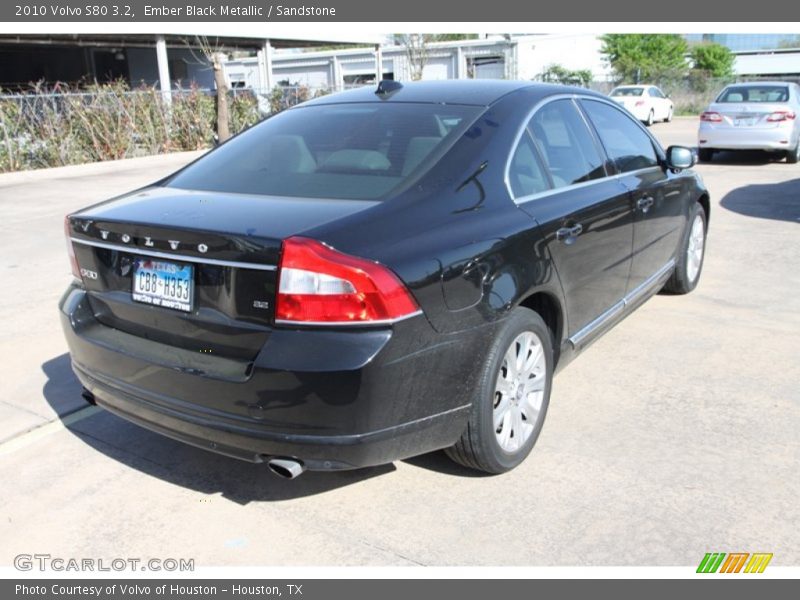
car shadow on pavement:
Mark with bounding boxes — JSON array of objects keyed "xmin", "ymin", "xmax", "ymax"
[
  {"xmin": 720, "ymin": 177, "xmax": 800, "ymax": 223},
  {"xmin": 41, "ymin": 353, "xmax": 394, "ymax": 503},
  {"xmin": 402, "ymin": 452, "xmax": 492, "ymax": 477},
  {"xmin": 704, "ymin": 149, "xmax": 787, "ymax": 166}
]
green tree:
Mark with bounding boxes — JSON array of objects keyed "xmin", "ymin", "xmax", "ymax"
[
  {"xmin": 434, "ymin": 34, "xmax": 479, "ymax": 42},
  {"xmin": 690, "ymin": 42, "xmax": 735, "ymax": 78},
  {"xmin": 777, "ymin": 36, "xmax": 800, "ymax": 49},
  {"xmin": 600, "ymin": 34, "xmax": 689, "ymax": 82},
  {"xmin": 539, "ymin": 64, "xmax": 593, "ymax": 87}
]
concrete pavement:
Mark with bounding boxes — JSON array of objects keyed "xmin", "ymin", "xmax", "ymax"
[{"xmin": 0, "ymin": 121, "xmax": 798, "ymax": 567}]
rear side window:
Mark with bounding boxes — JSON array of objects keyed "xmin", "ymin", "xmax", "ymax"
[
  {"xmin": 717, "ymin": 85, "xmax": 789, "ymax": 103},
  {"xmin": 580, "ymin": 100, "xmax": 659, "ymax": 173},
  {"xmin": 166, "ymin": 103, "xmax": 482, "ymax": 200},
  {"xmin": 527, "ymin": 99, "xmax": 606, "ymax": 189},
  {"xmin": 508, "ymin": 132, "xmax": 550, "ymax": 199}
]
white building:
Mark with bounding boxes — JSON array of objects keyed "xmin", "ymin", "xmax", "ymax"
[
  {"xmin": 0, "ymin": 30, "xmax": 382, "ymax": 93},
  {"xmin": 734, "ymin": 48, "xmax": 800, "ymax": 78},
  {"xmin": 224, "ymin": 34, "xmax": 611, "ymax": 92}
]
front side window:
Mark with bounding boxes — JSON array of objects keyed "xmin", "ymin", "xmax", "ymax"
[
  {"xmin": 166, "ymin": 103, "xmax": 482, "ymax": 200},
  {"xmin": 581, "ymin": 100, "xmax": 659, "ymax": 174},
  {"xmin": 527, "ymin": 99, "xmax": 606, "ymax": 189}
]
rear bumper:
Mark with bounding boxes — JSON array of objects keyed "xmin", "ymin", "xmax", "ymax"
[
  {"xmin": 60, "ymin": 284, "xmax": 482, "ymax": 470},
  {"xmin": 698, "ymin": 124, "xmax": 798, "ymax": 151}
]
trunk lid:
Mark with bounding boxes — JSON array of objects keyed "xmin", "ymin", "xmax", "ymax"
[
  {"xmin": 68, "ymin": 186, "xmax": 377, "ymax": 359},
  {"xmin": 708, "ymin": 101, "xmax": 792, "ymax": 129}
]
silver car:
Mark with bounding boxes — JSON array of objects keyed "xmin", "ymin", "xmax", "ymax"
[{"xmin": 698, "ymin": 81, "xmax": 800, "ymax": 163}]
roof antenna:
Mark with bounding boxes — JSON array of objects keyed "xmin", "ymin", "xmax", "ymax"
[{"xmin": 375, "ymin": 79, "xmax": 403, "ymax": 97}]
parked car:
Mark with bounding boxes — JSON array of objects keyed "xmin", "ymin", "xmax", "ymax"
[
  {"xmin": 609, "ymin": 85, "xmax": 674, "ymax": 126},
  {"xmin": 60, "ymin": 80, "xmax": 709, "ymax": 477},
  {"xmin": 698, "ymin": 81, "xmax": 800, "ymax": 163}
]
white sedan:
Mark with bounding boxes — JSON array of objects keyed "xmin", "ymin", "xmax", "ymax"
[
  {"xmin": 609, "ymin": 85, "xmax": 674, "ymax": 126},
  {"xmin": 697, "ymin": 81, "xmax": 800, "ymax": 163}
]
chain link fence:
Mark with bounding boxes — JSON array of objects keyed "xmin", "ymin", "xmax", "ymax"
[
  {"xmin": 590, "ymin": 75, "xmax": 800, "ymax": 116},
  {"xmin": 0, "ymin": 82, "xmax": 339, "ymax": 173},
  {"xmin": 3, "ymin": 76, "xmax": 798, "ymax": 173}
]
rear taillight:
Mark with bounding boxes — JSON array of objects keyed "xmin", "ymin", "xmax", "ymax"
[
  {"xmin": 766, "ymin": 111, "xmax": 796, "ymax": 122},
  {"xmin": 64, "ymin": 215, "xmax": 80, "ymax": 279},
  {"xmin": 275, "ymin": 237, "xmax": 420, "ymax": 325},
  {"xmin": 635, "ymin": 100, "xmax": 645, "ymax": 107},
  {"xmin": 700, "ymin": 112, "xmax": 723, "ymax": 122}
]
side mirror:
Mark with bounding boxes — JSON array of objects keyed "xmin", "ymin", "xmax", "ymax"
[{"xmin": 666, "ymin": 145, "xmax": 695, "ymax": 170}]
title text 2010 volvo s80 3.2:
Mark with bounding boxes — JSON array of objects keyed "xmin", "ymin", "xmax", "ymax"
[{"xmin": 60, "ymin": 80, "xmax": 709, "ymax": 477}]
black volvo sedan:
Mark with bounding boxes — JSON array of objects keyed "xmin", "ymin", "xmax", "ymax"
[{"xmin": 60, "ymin": 80, "xmax": 709, "ymax": 477}]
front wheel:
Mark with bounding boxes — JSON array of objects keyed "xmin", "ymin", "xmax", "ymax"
[
  {"xmin": 665, "ymin": 107, "xmax": 673, "ymax": 122},
  {"xmin": 445, "ymin": 308, "xmax": 553, "ymax": 474},
  {"xmin": 664, "ymin": 202, "xmax": 707, "ymax": 294}
]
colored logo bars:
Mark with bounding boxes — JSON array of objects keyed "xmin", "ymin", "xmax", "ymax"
[{"xmin": 697, "ymin": 552, "xmax": 773, "ymax": 573}]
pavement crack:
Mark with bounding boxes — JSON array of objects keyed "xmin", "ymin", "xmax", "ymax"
[{"xmin": 0, "ymin": 398, "xmax": 51, "ymax": 420}]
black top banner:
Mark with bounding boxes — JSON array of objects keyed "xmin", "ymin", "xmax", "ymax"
[{"xmin": 1, "ymin": 0, "xmax": 799, "ymax": 22}]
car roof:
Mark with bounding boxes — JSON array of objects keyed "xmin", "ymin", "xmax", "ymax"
[
  {"xmin": 724, "ymin": 81, "xmax": 794, "ymax": 87},
  {"xmin": 299, "ymin": 79, "xmax": 605, "ymax": 108}
]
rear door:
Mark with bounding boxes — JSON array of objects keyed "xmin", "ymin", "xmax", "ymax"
[
  {"xmin": 511, "ymin": 98, "xmax": 634, "ymax": 344},
  {"xmin": 579, "ymin": 98, "xmax": 685, "ymax": 293},
  {"xmin": 649, "ymin": 87, "xmax": 669, "ymax": 120}
]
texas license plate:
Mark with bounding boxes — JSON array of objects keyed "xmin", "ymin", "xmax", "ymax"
[
  {"xmin": 735, "ymin": 117, "xmax": 755, "ymax": 127},
  {"xmin": 132, "ymin": 258, "xmax": 194, "ymax": 312}
]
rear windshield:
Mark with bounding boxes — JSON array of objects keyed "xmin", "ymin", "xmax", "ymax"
[
  {"xmin": 165, "ymin": 102, "xmax": 482, "ymax": 200},
  {"xmin": 717, "ymin": 85, "xmax": 789, "ymax": 103},
  {"xmin": 610, "ymin": 87, "xmax": 643, "ymax": 96}
]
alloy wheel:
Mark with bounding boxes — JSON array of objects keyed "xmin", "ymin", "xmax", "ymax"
[
  {"xmin": 493, "ymin": 331, "xmax": 546, "ymax": 453},
  {"xmin": 686, "ymin": 213, "xmax": 705, "ymax": 283}
]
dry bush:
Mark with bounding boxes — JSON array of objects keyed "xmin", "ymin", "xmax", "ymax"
[{"xmin": 0, "ymin": 81, "xmax": 263, "ymax": 173}]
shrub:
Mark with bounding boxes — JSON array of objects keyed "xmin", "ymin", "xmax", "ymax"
[{"xmin": 0, "ymin": 81, "xmax": 267, "ymax": 173}]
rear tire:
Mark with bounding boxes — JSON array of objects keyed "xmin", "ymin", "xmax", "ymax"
[
  {"xmin": 664, "ymin": 202, "xmax": 707, "ymax": 295},
  {"xmin": 646, "ymin": 110, "xmax": 654, "ymax": 127},
  {"xmin": 446, "ymin": 308, "xmax": 553, "ymax": 474},
  {"xmin": 698, "ymin": 148, "xmax": 714, "ymax": 162},
  {"xmin": 787, "ymin": 142, "xmax": 800, "ymax": 164}
]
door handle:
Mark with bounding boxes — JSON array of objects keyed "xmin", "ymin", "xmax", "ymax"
[
  {"xmin": 637, "ymin": 196, "xmax": 655, "ymax": 213},
  {"xmin": 556, "ymin": 223, "xmax": 583, "ymax": 243}
]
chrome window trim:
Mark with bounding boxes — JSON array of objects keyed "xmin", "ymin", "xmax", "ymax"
[
  {"xmin": 513, "ymin": 165, "xmax": 662, "ymax": 206},
  {"xmin": 504, "ymin": 93, "xmax": 665, "ymax": 206},
  {"xmin": 71, "ymin": 237, "xmax": 278, "ymax": 271}
]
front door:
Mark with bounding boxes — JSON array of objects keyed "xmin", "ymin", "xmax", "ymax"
[
  {"xmin": 579, "ymin": 98, "xmax": 685, "ymax": 292},
  {"xmin": 512, "ymin": 98, "xmax": 635, "ymax": 342}
]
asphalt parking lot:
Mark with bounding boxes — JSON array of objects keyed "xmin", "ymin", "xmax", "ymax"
[{"xmin": 0, "ymin": 117, "xmax": 798, "ymax": 567}]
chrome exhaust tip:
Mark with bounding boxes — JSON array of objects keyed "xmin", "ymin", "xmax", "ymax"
[{"xmin": 267, "ymin": 457, "xmax": 306, "ymax": 479}]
